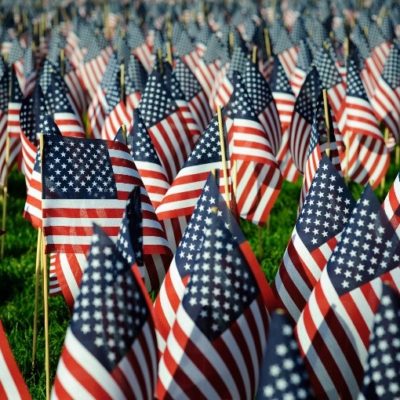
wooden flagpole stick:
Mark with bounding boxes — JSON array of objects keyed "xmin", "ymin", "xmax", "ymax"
[
  {"xmin": 217, "ymin": 106, "xmax": 230, "ymax": 209},
  {"xmin": 322, "ymin": 89, "xmax": 331, "ymax": 158},
  {"xmin": 121, "ymin": 124, "xmax": 127, "ymax": 145},
  {"xmin": 59, "ymin": 49, "xmax": 65, "ymax": 77},
  {"xmin": 380, "ymin": 127, "xmax": 389, "ymax": 193},
  {"xmin": 396, "ymin": 145, "xmax": 400, "ymax": 167},
  {"xmin": 31, "ymin": 228, "xmax": 42, "ymax": 369},
  {"xmin": 166, "ymin": 41, "xmax": 173, "ymax": 65},
  {"xmin": 157, "ymin": 48, "xmax": 164, "ymax": 74},
  {"xmin": 345, "ymin": 132, "xmax": 350, "ymax": 183},
  {"xmin": 229, "ymin": 31, "xmax": 234, "ymax": 56},
  {"xmin": 252, "ymin": 46, "xmax": 257, "ymax": 64},
  {"xmin": 263, "ymin": 28, "xmax": 272, "ymax": 60},
  {"xmin": 120, "ymin": 63, "xmax": 125, "ymax": 105},
  {"xmin": 39, "ymin": 134, "xmax": 50, "ymax": 400}
]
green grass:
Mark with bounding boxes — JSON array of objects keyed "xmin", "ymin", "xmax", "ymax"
[{"xmin": 0, "ymin": 160, "xmax": 398, "ymax": 398}]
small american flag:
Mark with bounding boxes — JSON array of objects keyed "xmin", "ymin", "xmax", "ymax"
[
  {"xmin": 174, "ymin": 29, "xmax": 202, "ymax": 77},
  {"xmin": 289, "ymin": 66, "xmax": 322, "ymax": 173},
  {"xmin": 274, "ymin": 156, "xmax": 355, "ymax": 320},
  {"xmin": 371, "ymin": 44, "xmax": 400, "ymax": 145},
  {"xmin": 358, "ymin": 284, "xmax": 400, "ymax": 399},
  {"xmin": 290, "ymin": 40, "xmax": 313, "ymax": 96},
  {"xmin": 269, "ymin": 56, "xmax": 299, "ymax": 183},
  {"xmin": 242, "ymin": 59, "xmax": 281, "ymax": 157},
  {"xmin": 339, "ymin": 55, "xmax": 389, "ymax": 187},
  {"xmin": 296, "ymin": 186, "xmax": 400, "ymax": 398},
  {"xmin": 126, "ymin": 21, "xmax": 153, "ymax": 72},
  {"xmin": 383, "ymin": 173, "xmax": 400, "ymax": 237},
  {"xmin": 0, "ymin": 321, "xmax": 31, "ymax": 400},
  {"xmin": 157, "ymin": 202, "xmax": 270, "ymax": 399},
  {"xmin": 139, "ymin": 69, "xmax": 194, "ymax": 183},
  {"xmin": 52, "ymin": 224, "xmax": 158, "ymax": 399},
  {"xmin": 256, "ymin": 311, "xmax": 315, "ymax": 399},
  {"xmin": 227, "ymin": 71, "xmax": 282, "ymax": 225}
]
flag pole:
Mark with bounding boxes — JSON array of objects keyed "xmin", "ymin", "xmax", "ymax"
[
  {"xmin": 396, "ymin": 145, "xmax": 400, "ymax": 167},
  {"xmin": 166, "ymin": 41, "xmax": 173, "ymax": 65},
  {"xmin": 252, "ymin": 46, "xmax": 257, "ymax": 64},
  {"xmin": 380, "ymin": 127, "xmax": 388, "ymax": 193},
  {"xmin": 217, "ymin": 106, "xmax": 230, "ymax": 209},
  {"xmin": 59, "ymin": 48, "xmax": 65, "ymax": 77},
  {"xmin": 157, "ymin": 48, "xmax": 163, "ymax": 74},
  {"xmin": 263, "ymin": 28, "xmax": 272, "ymax": 60},
  {"xmin": 322, "ymin": 89, "xmax": 331, "ymax": 158},
  {"xmin": 31, "ymin": 228, "xmax": 42, "ymax": 369},
  {"xmin": 120, "ymin": 63, "xmax": 125, "ymax": 105},
  {"xmin": 345, "ymin": 132, "xmax": 350, "ymax": 183},
  {"xmin": 39, "ymin": 133, "xmax": 50, "ymax": 400}
]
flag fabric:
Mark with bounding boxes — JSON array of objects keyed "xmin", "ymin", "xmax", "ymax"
[
  {"xmin": 269, "ymin": 56, "xmax": 299, "ymax": 182},
  {"xmin": 384, "ymin": 173, "xmax": 400, "ymax": 237},
  {"xmin": 52, "ymin": 224, "xmax": 158, "ymax": 400},
  {"xmin": 156, "ymin": 200, "xmax": 270, "ymax": 399},
  {"xmin": 156, "ymin": 115, "xmax": 224, "ymax": 220},
  {"xmin": 274, "ymin": 156, "xmax": 355, "ymax": 321},
  {"xmin": 127, "ymin": 21, "xmax": 153, "ymax": 72},
  {"xmin": 296, "ymin": 186, "xmax": 400, "ymax": 398},
  {"xmin": 255, "ymin": 311, "xmax": 315, "ymax": 399},
  {"xmin": 371, "ymin": 44, "xmax": 400, "ymax": 145},
  {"xmin": 227, "ymin": 72, "xmax": 282, "ymax": 225},
  {"xmin": 22, "ymin": 46, "xmax": 37, "ymax": 97},
  {"xmin": 358, "ymin": 284, "xmax": 400, "ymax": 400},
  {"xmin": 139, "ymin": 70, "xmax": 194, "ymax": 183},
  {"xmin": 0, "ymin": 321, "xmax": 31, "ymax": 400},
  {"xmin": 128, "ymin": 109, "xmax": 170, "ymax": 210},
  {"xmin": 242, "ymin": 59, "xmax": 281, "ymax": 157},
  {"xmin": 339, "ymin": 55, "xmax": 390, "ymax": 187},
  {"xmin": 289, "ymin": 66, "xmax": 322, "ymax": 174},
  {"xmin": 290, "ymin": 40, "xmax": 313, "ymax": 96},
  {"xmin": 174, "ymin": 29, "xmax": 202, "ymax": 78},
  {"xmin": 41, "ymin": 135, "xmax": 170, "ymax": 257}
]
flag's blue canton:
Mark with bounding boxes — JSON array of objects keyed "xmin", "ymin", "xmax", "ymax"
[
  {"xmin": 380, "ymin": 15, "xmax": 395, "ymax": 41},
  {"xmin": 297, "ymin": 40, "xmax": 313, "ymax": 72},
  {"xmin": 0, "ymin": 67, "xmax": 8, "ymax": 112},
  {"xmin": 117, "ymin": 187, "xmax": 144, "ymax": 266},
  {"xmin": 39, "ymin": 115, "xmax": 62, "ymax": 136},
  {"xmin": 270, "ymin": 23, "xmax": 293, "ymax": 54},
  {"xmin": 43, "ymin": 136, "xmax": 117, "ymax": 200},
  {"xmin": 227, "ymin": 71, "xmax": 259, "ymax": 121},
  {"xmin": 126, "ymin": 22, "xmax": 146, "ymax": 49},
  {"xmin": 382, "ymin": 46, "xmax": 400, "ymax": 89},
  {"xmin": 306, "ymin": 108, "xmax": 324, "ymax": 157},
  {"xmin": 187, "ymin": 21, "xmax": 200, "ymax": 41},
  {"xmin": 269, "ymin": 57, "xmax": 295, "ymax": 95},
  {"xmin": 175, "ymin": 29, "xmax": 194, "ymax": 56},
  {"xmin": 315, "ymin": 48, "xmax": 342, "ymax": 88},
  {"xmin": 46, "ymin": 78, "xmax": 75, "ymax": 114},
  {"xmin": 163, "ymin": 65, "xmax": 186, "ymax": 101},
  {"xmin": 129, "ymin": 109, "xmax": 161, "ymax": 164},
  {"xmin": 290, "ymin": 17, "xmax": 308, "ymax": 45},
  {"xmin": 309, "ymin": 20, "xmax": 328, "ymax": 47},
  {"xmin": 174, "ymin": 59, "xmax": 201, "ymax": 101},
  {"xmin": 40, "ymin": 60, "xmax": 56, "ymax": 94},
  {"xmin": 367, "ymin": 23, "xmax": 386, "ymax": 50},
  {"xmin": 152, "ymin": 30, "xmax": 164, "ymax": 55},
  {"xmin": 8, "ymin": 39, "xmax": 24, "ymax": 64},
  {"xmin": 116, "ymin": 37, "xmax": 130, "ymax": 65},
  {"xmin": 184, "ymin": 116, "xmax": 221, "ymax": 167},
  {"xmin": 175, "ymin": 174, "xmax": 222, "ymax": 276},
  {"xmin": 71, "ymin": 224, "xmax": 149, "ymax": 371},
  {"xmin": 298, "ymin": 157, "xmax": 354, "ymax": 249},
  {"xmin": 197, "ymin": 24, "xmax": 212, "ymax": 45},
  {"xmin": 346, "ymin": 57, "xmax": 368, "ymax": 100},
  {"xmin": 351, "ymin": 25, "xmax": 371, "ymax": 61},
  {"xmin": 83, "ymin": 33, "xmax": 102, "ymax": 62},
  {"xmin": 104, "ymin": 74, "xmax": 121, "ymax": 113},
  {"xmin": 328, "ymin": 186, "xmax": 400, "ymax": 296},
  {"xmin": 228, "ymin": 46, "xmax": 249, "ymax": 76},
  {"xmin": 182, "ymin": 211, "xmax": 258, "ymax": 340},
  {"xmin": 243, "ymin": 60, "xmax": 274, "ymax": 115},
  {"xmin": 126, "ymin": 55, "xmax": 148, "ymax": 94},
  {"xmin": 139, "ymin": 71, "xmax": 178, "ymax": 126},
  {"xmin": 0, "ymin": 58, "xmax": 5, "ymax": 82},
  {"xmin": 256, "ymin": 311, "xmax": 314, "ymax": 399},
  {"xmin": 360, "ymin": 284, "xmax": 400, "ymax": 399},
  {"xmin": 294, "ymin": 67, "xmax": 321, "ymax": 124},
  {"xmin": 101, "ymin": 54, "xmax": 119, "ymax": 91},
  {"xmin": 23, "ymin": 47, "xmax": 35, "ymax": 78},
  {"xmin": 203, "ymin": 35, "xmax": 223, "ymax": 65}
]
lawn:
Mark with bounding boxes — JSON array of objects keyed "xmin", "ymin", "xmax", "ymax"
[{"xmin": 0, "ymin": 159, "xmax": 398, "ymax": 398}]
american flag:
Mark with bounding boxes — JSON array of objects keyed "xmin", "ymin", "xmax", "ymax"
[
  {"xmin": 156, "ymin": 115, "xmax": 225, "ymax": 220},
  {"xmin": 289, "ymin": 66, "xmax": 321, "ymax": 174},
  {"xmin": 22, "ymin": 46, "xmax": 37, "ymax": 97},
  {"xmin": 0, "ymin": 321, "xmax": 31, "ymax": 400},
  {"xmin": 274, "ymin": 156, "xmax": 355, "ymax": 321},
  {"xmin": 242, "ymin": 59, "xmax": 281, "ymax": 157},
  {"xmin": 371, "ymin": 44, "xmax": 400, "ymax": 145},
  {"xmin": 255, "ymin": 311, "xmax": 315, "ymax": 399},
  {"xmin": 126, "ymin": 21, "xmax": 153, "ymax": 72},
  {"xmin": 52, "ymin": 224, "xmax": 158, "ymax": 399},
  {"xmin": 138, "ymin": 69, "xmax": 193, "ymax": 183},
  {"xmin": 125, "ymin": 54, "xmax": 147, "ymax": 118},
  {"xmin": 358, "ymin": 284, "xmax": 400, "ymax": 399},
  {"xmin": 174, "ymin": 29, "xmax": 202, "ymax": 78},
  {"xmin": 269, "ymin": 56, "xmax": 299, "ymax": 182},
  {"xmin": 339, "ymin": 55, "xmax": 389, "ymax": 187},
  {"xmin": 384, "ymin": 174, "xmax": 400, "ymax": 237},
  {"xmin": 128, "ymin": 109, "xmax": 169, "ymax": 210},
  {"xmin": 156, "ymin": 202, "xmax": 270, "ymax": 399},
  {"xmin": 296, "ymin": 186, "xmax": 400, "ymax": 398},
  {"xmin": 315, "ymin": 46, "xmax": 346, "ymax": 122},
  {"xmin": 290, "ymin": 16, "xmax": 308, "ymax": 46},
  {"xmin": 227, "ymin": 71, "xmax": 282, "ymax": 225},
  {"xmin": 0, "ymin": 63, "xmax": 9, "ymax": 185},
  {"xmin": 163, "ymin": 62, "xmax": 202, "ymax": 143},
  {"xmin": 7, "ymin": 39, "xmax": 24, "ymax": 90},
  {"xmin": 290, "ymin": 40, "xmax": 313, "ymax": 96},
  {"xmin": 174, "ymin": 58, "xmax": 212, "ymax": 132},
  {"xmin": 41, "ymin": 135, "xmax": 170, "ymax": 257}
]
